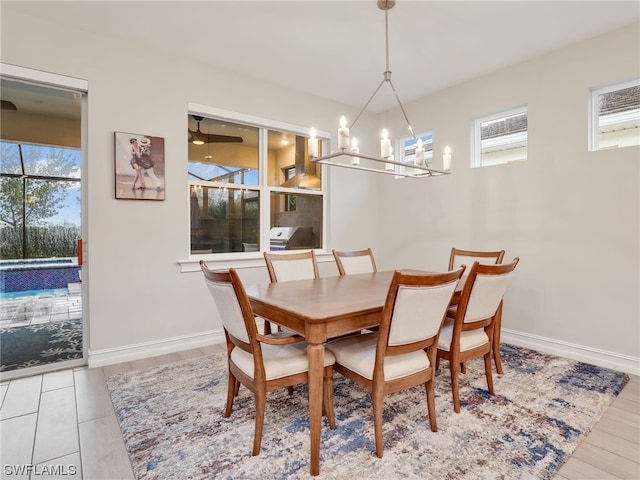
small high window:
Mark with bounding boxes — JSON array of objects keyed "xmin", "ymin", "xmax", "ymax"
[
  {"xmin": 590, "ymin": 79, "xmax": 640, "ymax": 151},
  {"xmin": 397, "ymin": 132, "xmax": 433, "ymax": 176},
  {"xmin": 473, "ymin": 107, "xmax": 528, "ymax": 167}
]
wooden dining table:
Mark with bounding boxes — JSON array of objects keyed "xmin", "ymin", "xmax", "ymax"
[
  {"xmin": 245, "ymin": 270, "xmax": 396, "ymax": 476},
  {"xmin": 244, "ymin": 269, "xmax": 502, "ymax": 475}
]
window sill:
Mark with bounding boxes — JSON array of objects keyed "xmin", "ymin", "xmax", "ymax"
[{"xmin": 178, "ymin": 251, "xmax": 335, "ymax": 273}]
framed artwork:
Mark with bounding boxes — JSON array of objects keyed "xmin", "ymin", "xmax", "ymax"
[{"xmin": 114, "ymin": 131, "xmax": 165, "ymax": 200}]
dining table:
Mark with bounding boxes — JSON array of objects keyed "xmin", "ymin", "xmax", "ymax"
[
  {"xmin": 244, "ymin": 269, "xmax": 504, "ymax": 475},
  {"xmin": 245, "ymin": 270, "xmax": 436, "ymax": 476}
]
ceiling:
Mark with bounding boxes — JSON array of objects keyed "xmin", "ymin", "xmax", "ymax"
[{"xmin": 2, "ymin": 1, "xmax": 638, "ymax": 118}]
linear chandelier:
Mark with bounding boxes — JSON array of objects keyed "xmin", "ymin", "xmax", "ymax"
[{"xmin": 309, "ymin": 0, "xmax": 451, "ymax": 178}]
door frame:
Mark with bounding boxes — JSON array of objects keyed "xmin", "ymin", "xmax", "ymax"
[{"xmin": 0, "ymin": 63, "xmax": 89, "ymax": 380}]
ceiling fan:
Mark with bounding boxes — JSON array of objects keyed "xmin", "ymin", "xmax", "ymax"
[
  {"xmin": 188, "ymin": 115, "xmax": 243, "ymax": 145},
  {"xmin": 1, "ymin": 100, "xmax": 17, "ymax": 110}
]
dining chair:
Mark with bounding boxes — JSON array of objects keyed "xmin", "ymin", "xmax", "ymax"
[
  {"xmin": 332, "ymin": 248, "xmax": 377, "ymax": 275},
  {"xmin": 200, "ymin": 261, "xmax": 336, "ymax": 456},
  {"xmin": 437, "ymin": 258, "xmax": 519, "ymax": 413},
  {"xmin": 262, "ymin": 250, "xmax": 319, "ymax": 335},
  {"xmin": 448, "ymin": 248, "xmax": 506, "ymax": 373},
  {"xmin": 264, "ymin": 250, "xmax": 319, "ymax": 283},
  {"xmin": 326, "ymin": 267, "xmax": 465, "ymax": 458}
]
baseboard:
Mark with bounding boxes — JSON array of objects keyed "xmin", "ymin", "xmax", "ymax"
[
  {"xmin": 502, "ymin": 329, "xmax": 640, "ymax": 376},
  {"xmin": 88, "ymin": 329, "xmax": 226, "ymax": 368},
  {"xmin": 87, "ymin": 325, "xmax": 639, "ymax": 376}
]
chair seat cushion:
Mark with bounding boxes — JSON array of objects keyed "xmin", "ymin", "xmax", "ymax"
[
  {"xmin": 231, "ymin": 341, "xmax": 335, "ymax": 381},
  {"xmin": 326, "ymin": 333, "xmax": 430, "ymax": 381},
  {"xmin": 437, "ymin": 318, "xmax": 489, "ymax": 352}
]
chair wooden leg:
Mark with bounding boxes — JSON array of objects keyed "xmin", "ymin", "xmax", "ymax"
[
  {"xmin": 225, "ymin": 373, "xmax": 237, "ymax": 417},
  {"xmin": 460, "ymin": 362, "xmax": 467, "ymax": 374},
  {"xmin": 484, "ymin": 352, "xmax": 495, "ymax": 395},
  {"xmin": 372, "ymin": 382, "xmax": 384, "ymax": 458},
  {"xmin": 234, "ymin": 379, "xmax": 240, "ymax": 397},
  {"xmin": 287, "ymin": 386, "xmax": 294, "ymax": 396},
  {"xmin": 323, "ymin": 366, "xmax": 336, "ymax": 430},
  {"xmin": 252, "ymin": 391, "xmax": 266, "ymax": 456},
  {"xmin": 425, "ymin": 378, "xmax": 437, "ymax": 432},
  {"xmin": 493, "ymin": 342, "xmax": 504, "ymax": 375},
  {"xmin": 450, "ymin": 359, "xmax": 461, "ymax": 413},
  {"xmin": 493, "ymin": 302, "xmax": 504, "ymax": 374},
  {"xmin": 263, "ymin": 319, "xmax": 272, "ymax": 335}
]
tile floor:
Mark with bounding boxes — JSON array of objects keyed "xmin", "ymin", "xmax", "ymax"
[{"xmin": 0, "ymin": 345, "xmax": 638, "ymax": 480}]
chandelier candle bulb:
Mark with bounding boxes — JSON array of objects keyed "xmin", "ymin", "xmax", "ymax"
[
  {"xmin": 385, "ymin": 151, "xmax": 395, "ymax": 171},
  {"xmin": 350, "ymin": 138, "xmax": 360, "ymax": 165},
  {"xmin": 308, "ymin": 128, "xmax": 319, "ymax": 158},
  {"xmin": 381, "ymin": 129, "xmax": 391, "ymax": 158},
  {"xmin": 415, "ymin": 139, "xmax": 425, "ymax": 165},
  {"xmin": 338, "ymin": 116, "xmax": 350, "ymax": 149},
  {"xmin": 443, "ymin": 146, "xmax": 452, "ymax": 170}
]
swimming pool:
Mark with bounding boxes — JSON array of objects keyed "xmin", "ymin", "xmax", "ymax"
[
  {"xmin": 0, "ymin": 288, "xmax": 69, "ymax": 299},
  {"xmin": 0, "ymin": 258, "xmax": 80, "ymax": 294}
]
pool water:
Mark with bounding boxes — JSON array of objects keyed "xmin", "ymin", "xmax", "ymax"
[{"xmin": 0, "ymin": 288, "xmax": 69, "ymax": 300}]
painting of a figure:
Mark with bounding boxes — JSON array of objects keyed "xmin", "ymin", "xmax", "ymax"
[{"xmin": 114, "ymin": 132, "xmax": 165, "ymax": 200}]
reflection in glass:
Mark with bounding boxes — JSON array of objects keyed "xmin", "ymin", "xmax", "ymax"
[
  {"xmin": 190, "ymin": 186, "xmax": 259, "ymax": 254},
  {"xmin": 269, "ymin": 192, "xmax": 322, "ymax": 251},
  {"xmin": 187, "ymin": 118, "xmax": 259, "ymax": 186},
  {"xmin": 267, "ymin": 131, "xmax": 321, "ymax": 190}
]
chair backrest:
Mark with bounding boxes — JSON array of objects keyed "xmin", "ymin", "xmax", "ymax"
[
  {"xmin": 448, "ymin": 248, "xmax": 505, "ymax": 271},
  {"xmin": 263, "ymin": 250, "xmax": 319, "ymax": 282},
  {"xmin": 378, "ymin": 268, "xmax": 465, "ymax": 353},
  {"xmin": 332, "ymin": 248, "xmax": 377, "ymax": 275},
  {"xmin": 455, "ymin": 258, "xmax": 519, "ymax": 327},
  {"xmin": 200, "ymin": 261, "xmax": 257, "ymax": 349}
]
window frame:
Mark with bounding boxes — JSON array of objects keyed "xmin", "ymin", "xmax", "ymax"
[
  {"xmin": 187, "ymin": 104, "xmax": 329, "ymax": 261},
  {"xmin": 589, "ymin": 78, "xmax": 640, "ymax": 152},
  {"xmin": 472, "ymin": 106, "xmax": 528, "ymax": 168}
]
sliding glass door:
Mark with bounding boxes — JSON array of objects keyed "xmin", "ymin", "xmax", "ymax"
[{"xmin": 0, "ymin": 74, "xmax": 85, "ymax": 376}]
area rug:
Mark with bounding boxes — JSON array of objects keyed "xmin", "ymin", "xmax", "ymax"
[
  {"xmin": 106, "ymin": 344, "xmax": 629, "ymax": 480},
  {"xmin": 0, "ymin": 319, "xmax": 83, "ymax": 371}
]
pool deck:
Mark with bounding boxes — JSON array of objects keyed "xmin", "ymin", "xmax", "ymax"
[{"xmin": 0, "ymin": 283, "xmax": 82, "ymax": 328}]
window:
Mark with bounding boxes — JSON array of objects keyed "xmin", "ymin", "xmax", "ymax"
[
  {"xmin": 188, "ymin": 108, "xmax": 325, "ymax": 255},
  {"xmin": 590, "ymin": 79, "xmax": 640, "ymax": 151},
  {"xmin": 396, "ymin": 132, "xmax": 433, "ymax": 176},
  {"xmin": 0, "ymin": 141, "xmax": 81, "ymax": 258},
  {"xmin": 473, "ymin": 107, "xmax": 528, "ymax": 167}
]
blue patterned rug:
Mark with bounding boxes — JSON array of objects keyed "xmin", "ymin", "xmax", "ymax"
[
  {"xmin": 106, "ymin": 344, "xmax": 628, "ymax": 479},
  {"xmin": 1, "ymin": 319, "xmax": 83, "ymax": 371}
]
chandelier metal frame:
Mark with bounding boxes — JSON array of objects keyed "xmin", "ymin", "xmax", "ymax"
[{"xmin": 309, "ymin": 0, "xmax": 450, "ymax": 178}]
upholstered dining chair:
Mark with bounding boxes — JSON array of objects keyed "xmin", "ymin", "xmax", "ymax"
[
  {"xmin": 326, "ymin": 267, "xmax": 465, "ymax": 458},
  {"xmin": 332, "ymin": 248, "xmax": 377, "ymax": 275},
  {"xmin": 264, "ymin": 250, "xmax": 319, "ymax": 283},
  {"xmin": 200, "ymin": 261, "xmax": 336, "ymax": 456},
  {"xmin": 448, "ymin": 248, "xmax": 506, "ymax": 373},
  {"xmin": 437, "ymin": 258, "xmax": 519, "ymax": 413},
  {"xmin": 262, "ymin": 250, "xmax": 319, "ymax": 335}
]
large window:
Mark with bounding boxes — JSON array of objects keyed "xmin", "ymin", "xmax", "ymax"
[
  {"xmin": 590, "ymin": 79, "xmax": 640, "ymax": 151},
  {"xmin": 473, "ymin": 107, "xmax": 528, "ymax": 167},
  {"xmin": 0, "ymin": 141, "xmax": 81, "ymax": 258},
  {"xmin": 188, "ymin": 109, "xmax": 325, "ymax": 255}
]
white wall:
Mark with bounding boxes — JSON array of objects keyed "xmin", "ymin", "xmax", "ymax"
[
  {"xmin": 1, "ymin": 7, "xmax": 380, "ymax": 365},
  {"xmin": 377, "ymin": 22, "xmax": 640, "ymax": 371},
  {"xmin": 2, "ymin": 7, "xmax": 638, "ymax": 373}
]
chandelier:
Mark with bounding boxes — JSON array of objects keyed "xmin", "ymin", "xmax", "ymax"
[{"xmin": 309, "ymin": 0, "xmax": 451, "ymax": 178}]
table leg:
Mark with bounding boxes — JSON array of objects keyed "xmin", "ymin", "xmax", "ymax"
[{"xmin": 307, "ymin": 342, "xmax": 323, "ymax": 476}]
